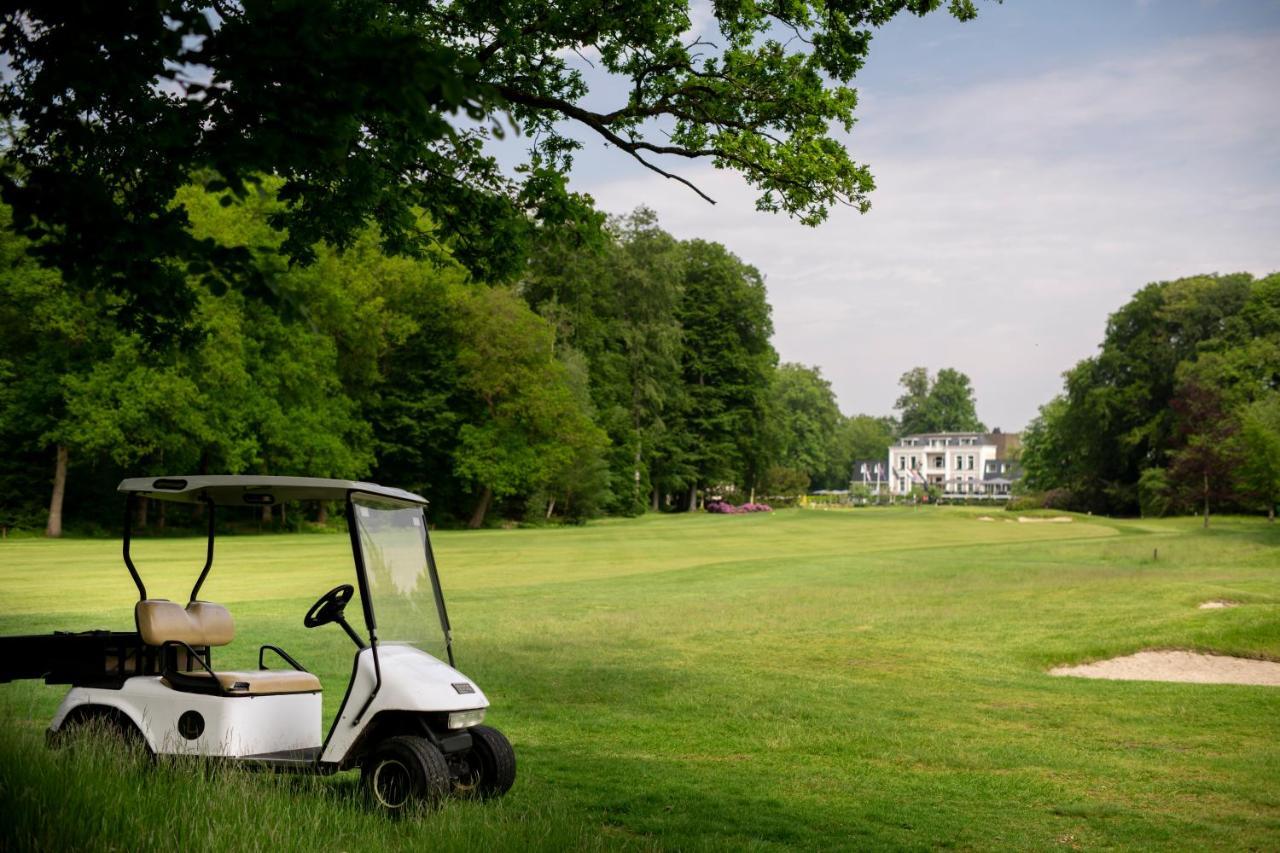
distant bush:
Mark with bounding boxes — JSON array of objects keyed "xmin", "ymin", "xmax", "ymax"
[
  {"xmin": 706, "ymin": 500, "xmax": 772, "ymax": 514},
  {"xmin": 1005, "ymin": 488, "xmax": 1077, "ymax": 511}
]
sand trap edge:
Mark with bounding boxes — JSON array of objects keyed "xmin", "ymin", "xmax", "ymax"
[{"xmin": 1049, "ymin": 650, "xmax": 1280, "ymax": 687}]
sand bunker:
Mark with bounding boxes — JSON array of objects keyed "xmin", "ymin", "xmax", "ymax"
[
  {"xmin": 1198, "ymin": 600, "xmax": 1239, "ymax": 610},
  {"xmin": 1050, "ymin": 651, "xmax": 1280, "ymax": 687},
  {"xmin": 1017, "ymin": 515, "xmax": 1073, "ymax": 523},
  {"xmin": 977, "ymin": 516, "xmax": 995, "ymax": 522}
]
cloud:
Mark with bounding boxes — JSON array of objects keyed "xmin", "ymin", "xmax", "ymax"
[{"xmin": 577, "ymin": 31, "xmax": 1280, "ymax": 430}]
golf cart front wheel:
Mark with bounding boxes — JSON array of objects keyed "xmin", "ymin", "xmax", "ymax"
[
  {"xmin": 362, "ymin": 735, "xmax": 450, "ymax": 812},
  {"xmin": 455, "ymin": 724, "xmax": 516, "ymax": 799}
]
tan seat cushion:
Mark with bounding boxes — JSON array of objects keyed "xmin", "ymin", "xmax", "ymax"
[
  {"xmin": 136, "ymin": 600, "xmax": 235, "ymax": 647},
  {"xmin": 164, "ymin": 669, "xmax": 322, "ymax": 695}
]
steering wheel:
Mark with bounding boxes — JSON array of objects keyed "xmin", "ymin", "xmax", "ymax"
[{"xmin": 304, "ymin": 584, "xmax": 355, "ymax": 629}]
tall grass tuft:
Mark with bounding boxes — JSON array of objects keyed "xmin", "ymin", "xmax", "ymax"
[{"xmin": 0, "ymin": 719, "xmax": 655, "ymax": 852}]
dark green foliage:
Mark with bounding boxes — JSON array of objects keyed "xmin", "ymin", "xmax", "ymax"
[
  {"xmin": 1022, "ymin": 272, "xmax": 1280, "ymax": 516},
  {"xmin": 0, "ymin": 0, "xmax": 980, "ymax": 338},
  {"xmin": 895, "ymin": 367, "xmax": 985, "ymax": 434},
  {"xmin": 1137, "ymin": 468, "xmax": 1174, "ymax": 518},
  {"xmin": 1237, "ymin": 393, "xmax": 1280, "ymax": 521},
  {"xmin": 664, "ymin": 240, "xmax": 778, "ymax": 504},
  {"xmin": 766, "ymin": 364, "xmax": 843, "ymax": 487}
]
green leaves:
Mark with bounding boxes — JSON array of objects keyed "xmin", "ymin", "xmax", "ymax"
[
  {"xmin": 2, "ymin": 0, "xmax": 977, "ymax": 337},
  {"xmin": 1022, "ymin": 272, "xmax": 1280, "ymax": 515},
  {"xmin": 894, "ymin": 367, "xmax": 985, "ymax": 435}
]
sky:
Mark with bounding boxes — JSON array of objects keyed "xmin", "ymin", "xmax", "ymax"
[{"xmin": 500, "ymin": 0, "xmax": 1280, "ymax": 431}]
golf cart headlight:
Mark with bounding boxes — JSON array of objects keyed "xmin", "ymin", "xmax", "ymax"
[{"xmin": 448, "ymin": 709, "xmax": 485, "ymax": 730}]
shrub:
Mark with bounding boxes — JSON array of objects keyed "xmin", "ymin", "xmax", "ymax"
[{"xmin": 706, "ymin": 500, "xmax": 772, "ymax": 514}]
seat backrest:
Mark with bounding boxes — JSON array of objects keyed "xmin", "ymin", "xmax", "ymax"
[{"xmin": 135, "ymin": 599, "xmax": 235, "ymax": 647}]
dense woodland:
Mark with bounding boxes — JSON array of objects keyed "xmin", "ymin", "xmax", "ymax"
[
  {"xmin": 0, "ymin": 1, "xmax": 998, "ymax": 535},
  {"xmin": 1021, "ymin": 272, "xmax": 1280, "ymax": 523},
  {"xmin": 2, "ymin": 5, "xmax": 1274, "ymax": 533},
  {"xmin": 0, "ymin": 185, "xmax": 907, "ymax": 534}
]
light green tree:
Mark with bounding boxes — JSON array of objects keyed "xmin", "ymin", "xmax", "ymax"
[
  {"xmin": 1238, "ymin": 393, "xmax": 1280, "ymax": 522},
  {"xmin": 451, "ymin": 285, "xmax": 608, "ymax": 528}
]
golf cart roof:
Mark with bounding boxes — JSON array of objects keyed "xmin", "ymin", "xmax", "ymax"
[{"xmin": 117, "ymin": 475, "xmax": 427, "ymax": 507}]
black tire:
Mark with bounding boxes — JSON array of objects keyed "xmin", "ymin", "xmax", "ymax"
[
  {"xmin": 362, "ymin": 735, "xmax": 450, "ymax": 812},
  {"xmin": 454, "ymin": 724, "xmax": 516, "ymax": 800}
]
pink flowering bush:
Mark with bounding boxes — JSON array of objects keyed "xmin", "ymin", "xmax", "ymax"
[{"xmin": 705, "ymin": 500, "xmax": 772, "ymax": 514}]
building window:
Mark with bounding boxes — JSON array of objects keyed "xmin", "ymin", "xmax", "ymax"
[
  {"xmin": 899, "ymin": 456, "xmax": 905, "ymax": 470},
  {"xmin": 934, "ymin": 455, "xmax": 944, "ymax": 467},
  {"xmin": 968, "ymin": 455, "xmax": 975, "ymax": 470}
]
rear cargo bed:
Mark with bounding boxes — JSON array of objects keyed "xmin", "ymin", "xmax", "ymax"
[{"xmin": 0, "ymin": 631, "xmax": 162, "ymax": 688}]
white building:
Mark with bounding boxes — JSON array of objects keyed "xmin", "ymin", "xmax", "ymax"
[{"xmin": 887, "ymin": 432, "xmax": 1020, "ymax": 499}]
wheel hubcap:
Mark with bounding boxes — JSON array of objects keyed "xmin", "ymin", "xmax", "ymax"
[{"xmin": 372, "ymin": 759, "xmax": 412, "ymax": 809}]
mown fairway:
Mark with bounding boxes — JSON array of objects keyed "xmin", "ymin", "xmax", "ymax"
[{"xmin": 1, "ymin": 507, "xmax": 1278, "ymax": 850}]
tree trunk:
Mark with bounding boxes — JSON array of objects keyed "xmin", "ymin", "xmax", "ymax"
[
  {"xmin": 317, "ymin": 502, "xmax": 328, "ymax": 525},
  {"xmin": 261, "ymin": 503, "xmax": 272, "ymax": 524},
  {"xmin": 1202, "ymin": 473, "xmax": 1210, "ymax": 529},
  {"xmin": 633, "ymin": 441, "xmax": 642, "ymax": 500},
  {"xmin": 137, "ymin": 495, "xmax": 149, "ymax": 529},
  {"xmin": 687, "ymin": 483, "xmax": 697, "ymax": 513},
  {"xmin": 468, "ymin": 486, "xmax": 493, "ymax": 529},
  {"xmin": 45, "ymin": 444, "xmax": 68, "ymax": 538},
  {"xmin": 651, "ymin": 486, "xmax": 660, "ymax": 512},
  {"xmin": 1269, "ymin": 504, "xmax": 1275, "ymax": 524},
  {"xmin": 281, "ymin": 502, "xmax": 287, "ymax": 527},
  {"xmin": 157, "ymin": 500, "xmax": 166, "ymax": 532},
  {"xmin": 545, "ymin": 496, "xmax": 556, "ymax": 520}
]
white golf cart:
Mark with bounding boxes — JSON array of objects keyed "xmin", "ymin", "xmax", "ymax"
[{"xmin": 0, "ymin": 475, "xmax": 514, "ymax": 811}]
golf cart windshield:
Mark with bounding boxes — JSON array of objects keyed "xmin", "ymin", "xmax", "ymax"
[{"xmin": 351, "ymin": 494, "xmax": 451, "ymax": 662}]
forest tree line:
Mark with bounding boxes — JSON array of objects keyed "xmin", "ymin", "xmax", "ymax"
[
  {"xmin": 1020, "ymin": 272, "xmax": 1280, "ymax": 523},
  {"xmin": 0, "ymin": 183, "xmax": 900, "ymax": 534}
]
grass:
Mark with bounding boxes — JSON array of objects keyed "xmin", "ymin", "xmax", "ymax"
[{"xmin": 1, "ymin": 506, "xmax": 1278, "ymax": 850}]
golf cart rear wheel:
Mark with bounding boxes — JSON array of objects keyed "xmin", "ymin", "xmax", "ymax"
[
  {"xmin": 53, "ymin": 706, "xmax": 151, "ymax": 759},
  {"xmin": 453, "ymin": 724, "xmax": 516, "ymax": 799},
  {"xmin": 362, "ymin": 735, "xmax": 450, "ymax": 812}
]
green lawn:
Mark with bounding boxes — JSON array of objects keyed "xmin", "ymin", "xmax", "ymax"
[{"xmin": 2, "ymin": 507, "xmax": 1278, "ymax": 850}]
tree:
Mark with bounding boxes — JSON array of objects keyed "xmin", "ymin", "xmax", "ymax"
[
  {"xmin": 523, "ymin": 208, "xmax": 685, "ymax": 515},
  {"xmin": 766, "ymin": 363, "xmax": 843, "ymax": 487},
  {"xmin": 1020, "ymin": 396, "xmax": 1072, "ymax": 492},
  {"xmin": 0, "ymin": 205, "xmax": 119, "ymax": 536},
  {"xmin": 0, "ymin": 1, "xmax": 982, "ymax": 334},
  {"xmin": 450, "ymin": 285, "xmax": 608, "ymax": 527},
  {"xmin": 1238, "ymin": 393, "xmax": 1280, "ymax": 522},
  {"xmin": 895, "ymin": 367, "xmax": 985, "ymax": 434},
  {"xmin": 662, "ymin": 240, "xmax": 776, "ymax": 509},
  {"xmin": 1024, "ymin": 273, "xmax": 1271, "ymax": 514},
  {"xmin": 761, "ymin": 365, "xmax": 892, "ymax": 492},
  {"xmin": 1166, "ymin": 379, "xmax": 1242, "ymax": 528},
  {"xmin": 830, "ymin": 414, "xmax": 898, "ymax": 489},
  {"xmin": 894, "ymin": 367, "xmax": 930, "ymax": 433}
]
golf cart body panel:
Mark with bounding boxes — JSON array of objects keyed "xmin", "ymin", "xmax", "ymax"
[
  {"xmin": 52, "ymin": 678, "xmax": 322, "ymax": 757},
  {"xmin": 320, "ymin": 645, "xmax": 488, "ymax": 765}
]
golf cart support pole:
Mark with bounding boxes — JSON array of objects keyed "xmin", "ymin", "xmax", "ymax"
[
  {"xmin": 423, "ymin": 530, "xmax": 455, "ymax": 668},
  {"xmin": 345, "ymin": 492, "xmax": 382, "ymax": 725},
  {"xmin": 188, "ymin": 497, "xmax": 217, "ymax": 603},
  {"xmin": 122, "ymin": 493, "xmax": 147, "ymax": 600}
]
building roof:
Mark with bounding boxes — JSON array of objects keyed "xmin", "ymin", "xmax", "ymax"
[{"xmin": 117, "ymin": 475, "xmax": 427, "ymax": 507}]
